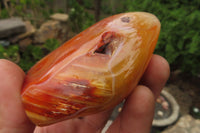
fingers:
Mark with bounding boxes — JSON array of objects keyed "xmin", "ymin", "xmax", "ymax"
[
  {"xmin": 80, "ymin": 109, "xmax": 113, "ymax": 132},
  {"xmin": 0, "ymin": 59, "xmax": 35, "ymax": 133},
  {"xmin": 106, "ymin": 55, "xmax": 170, "ymax": 133},
  {"xmin": 34, "ymin": 107, "xmax": 113, "ymax": 133},
  {"xmin": 107, "ymin": 86, "xmax": 155, "ymax": 133},
  {"xmin": 80, "ymin": 55, "xmax": 169, "ymax": 133},
  {"xmin": 0, "ymin": 54, "xmax": 169, "ymax": 133},
  {"xmin": 140, "ymin": 54, "xmax": 170, "ymax": 99}
]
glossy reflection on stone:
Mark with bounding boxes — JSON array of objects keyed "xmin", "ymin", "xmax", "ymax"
[{"xmin": 21, "ymin": 12, "xmax": 161, "ymax": 126}]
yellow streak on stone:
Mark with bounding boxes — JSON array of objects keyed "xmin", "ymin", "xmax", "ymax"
[{"xmin": 26, "ymin": 110, "xmax": 54, "ymax": 125}]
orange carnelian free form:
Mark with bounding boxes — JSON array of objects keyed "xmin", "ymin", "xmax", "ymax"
[{"xmin": 21, "ymin": 12, "xmax": 161, "ymax": 126}]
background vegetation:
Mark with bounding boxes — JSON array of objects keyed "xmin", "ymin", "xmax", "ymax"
[{"xmin": 0, "ymin": 0, "xmax": 199, "ymax": 76}]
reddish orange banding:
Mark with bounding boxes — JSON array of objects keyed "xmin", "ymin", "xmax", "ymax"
[{"xmin": 21, "ymin": 12, "xmax": 160, "ymax": 126}]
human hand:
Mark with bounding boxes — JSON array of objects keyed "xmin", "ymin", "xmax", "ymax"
[{"xmin": 0, "ymin": 54, "xmax": 169, "ymax": 133}]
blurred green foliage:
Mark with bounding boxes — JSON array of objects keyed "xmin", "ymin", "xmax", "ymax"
[
  {"xmin": 0, "ymin": 45, "xmax": 19, "ymax": 63},
  {"xmin": 19, "ymin": 39, "xmax": 60, "ymax": 71},
  {"xmin": 0, "ymin": 0, "xmax": 54, "ymax": 22},
  {"xmin": 68, "ymin": 0, "xmax": 95, "ymax": 32},
  {"xmin": 118, "ymin": 0, "xmax": 200, "ymax": 75},
  {"xmin": 0, "ymin": 39, "xmax": 60, "ymax": 72},
  {"xmin": 0, "ymin": 9, "xmax": 10, "ymax": 18},
  {"xmin": 44, "ymin": 38, "xmax": 60, "ymax": 52},
  {"xmin": 18, "ymin": 45, "xmax": 44, "ymax": 71}
]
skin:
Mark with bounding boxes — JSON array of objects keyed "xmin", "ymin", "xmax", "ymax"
[{"xmin": 0, "ymin": 54, "xmax": 169, "ymax": 133}]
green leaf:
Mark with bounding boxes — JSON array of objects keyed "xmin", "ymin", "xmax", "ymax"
[
  {"xmin": 189, "ymin": 33, "xmax": 200, "ymax": 54},
  {"xmin": 165, "ymin": 44, "xmax": 179, "ymax": 64},
  {"xmin": 19, "ymin": 0, "xmax": 26, "ymax": 4},
  {"xmin": 44, "ymin": 39, "xmax": 60, "ymax": 52}
]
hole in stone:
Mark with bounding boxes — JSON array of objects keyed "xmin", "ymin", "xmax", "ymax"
[
  {"xmin": 121, "ymin": 17, "xmax": 130, "ymax": 23},
  {"xmin": 95, "ymin": 31, "xmax": 115, "ymax": 55}
]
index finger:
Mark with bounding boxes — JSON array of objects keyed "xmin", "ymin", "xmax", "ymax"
[{"xmin": 140, "ymin": 54, "xmax": 170, "ymax": 98}]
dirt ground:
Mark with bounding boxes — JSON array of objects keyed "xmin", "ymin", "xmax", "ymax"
[
  {"xmin": 167, "ymin": 71, "xmax": 200, "ymax": 115},
  {"xmin": 151, "ymin": 71, "xmax": 200, "ymax": 132}
]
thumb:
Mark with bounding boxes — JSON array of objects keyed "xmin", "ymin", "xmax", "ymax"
[{"xmin": 0, "ymin": 59, "xmax": 35, "ymax": 133}]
